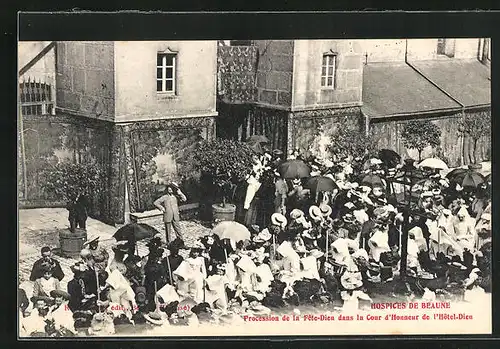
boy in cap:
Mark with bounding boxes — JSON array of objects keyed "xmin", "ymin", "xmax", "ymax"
[
  {"xmin": 49, "ymin": 290, "xmax": 75, "ymax": 334},
  {"xmin": 22, "ymin": 297, "xmax": 53, "ymax": 336}
]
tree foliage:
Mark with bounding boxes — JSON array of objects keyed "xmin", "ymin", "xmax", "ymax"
[
  {"xmin": 193, "ymin": 139, "xmax": 255, "ymax": 205},
  {"xmin": 458, "ymin": 112, "xmax": 491, "ymax": 141},
  {"xmin": 327, "ymin": 128, "xmax": 378, "ymax": 162},
  {"xmin": 41, "ymin": 162, "xmax": 105, "ymax": 202},
  {"xmin": 401, "ymin": 120, "xmax": 441, "ymax": 160},
  {"xmin": 458, "ymin": 111, "xmax": 491, "ymax": 164}
]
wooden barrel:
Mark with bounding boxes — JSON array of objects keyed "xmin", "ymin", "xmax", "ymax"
[
  {"xmin": 212, "ymin": 203, "xmax": 236, "ymax": 221},
  {"xmin": 59, "ymin": 228, "xmax": 87, "ymax": 259}
]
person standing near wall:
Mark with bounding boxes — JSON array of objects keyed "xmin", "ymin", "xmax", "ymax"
[{"xmin": 154, "ymin": 182, "xmax": 187, "ymax": 245}]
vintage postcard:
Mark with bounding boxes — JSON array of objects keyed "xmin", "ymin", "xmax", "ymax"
[{"xmin": 18, "ymin": 36, "xmax": 491, "ymax": 337}]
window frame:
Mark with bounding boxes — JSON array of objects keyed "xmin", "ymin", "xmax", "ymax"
[
  {"xmin": 156, "ymin": 52, "xmax": 177, "ymax": 95},
  {"xmin": 321, "ymin": 52, "xmax": 338, "ymax": 89}
]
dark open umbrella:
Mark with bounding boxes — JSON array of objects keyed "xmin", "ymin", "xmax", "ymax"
[
  {"xmin": 447, "ymin": 168, "xmax": 485, "ymax": 189},
  {"xmin": 462, "ymin": 172, "xmax": 485, "ymax": 189},
  {"xmin": 113, "ymin": 223, "xmax": 161, "ymax": 242},
  {"xmin": 246, "ymin": 135, "xmax": 270, "ymax": 154},
  {"xmin": 304, "ymin": 176, "xmax": 338, "ymax": 195},
  {"xmin": 360, "ymin": 174, "xmax": 385, "ymax": 188},
  {"xmin": 278, "ymin": 159, "xmax": 310, "ymax": 179},
  {"xmin": 446, "ymin": 168, "xmax": 468, "ymax": 182},
  {"xmin": 378, "ymin": 149, "xmax": 401, "ymax": 168}
]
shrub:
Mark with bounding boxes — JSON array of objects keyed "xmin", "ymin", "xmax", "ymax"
[
  {"xmin": 193, "ymin": 139, "xmax": 255, "ymax": 207},
  {"xmin": 41, "ymin": 162, "xmax": 105, "ymax": 202},
  {"xmin": 327, "ymin": 128, "xmax": 378, "ymax": 162}
]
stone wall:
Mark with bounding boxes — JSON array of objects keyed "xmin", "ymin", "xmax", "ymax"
[
  {"xmin": 254, "ymin": 40, "xmax": 294, "ymax": 108},
  {"xmin": 56, "ymin": 41, "xmax": 115, "ymax": 121},
  {"xmin": 19, "ymin": 113, "xmax": 113, "ymax": 223},
  {"xmin": 292, "ymin": 40, "xmax": 363, "ymax": 110}
]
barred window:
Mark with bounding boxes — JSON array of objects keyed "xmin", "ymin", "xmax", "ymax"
[
  {"xmin": 321, "ymin": 54, "xmax": 337, "ymax": 88},
  {"xmin": 19, "ymin": 79, "xmax": 54, "ymax": 116},
  {"xmin": 157, "ymin": 53, "xmax": 176, "ymax": 94}
]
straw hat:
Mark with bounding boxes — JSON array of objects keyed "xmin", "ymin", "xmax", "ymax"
[
  {"xmin": 343, "ymin": 213, "xmax": 356, "ymax": 224},
  {"xmin": 421, "ymin": 191, "xmax": 433, "ymax": 198},
  {"xmin": 253, "ymin": 229, "xmax": 272, "ymax": 243},
  {"xmin": 319, "ymin": 204, "xmax": 332, "ymax": 217},
  {"xmin": 83, "ymin": 235, "xmax": 99, "ymax": 247},
  {"xmin": 50, "ymin": 290, "xmax": 71, "ymax": 301},
  {"xmin": 309, "ymin": 249, "xmax": 324, "ymax": 259},
  {"xmin": 271, "ymin": 213, "xmax": 288, "ymax": 229},
  {"xmin": 290, "ymin": 209, "xmax": 304, "ymax": 220},
  {"xmin": 309, "ymin": 205, "xmax": 323, "ymax": 222}
]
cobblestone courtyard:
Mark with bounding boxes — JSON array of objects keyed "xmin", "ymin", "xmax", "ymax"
[{"xmin": 18, "ymin": 208, "xmax": 211, "ymax": 297}]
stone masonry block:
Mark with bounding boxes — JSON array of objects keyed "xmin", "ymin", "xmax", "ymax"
[
  {"xmin": 320, "ymin": 89, "xmax": 337, "ymax": 104},
  {"xmin": 270, "ymin": 41, "xmax": 294, "ymax": 56},
  {"xmin": 58, "ymin": 90, "xmax": 81, "ymax": 110},
  {"xmin": 257, "ymin": 72, "xmax": 266, "ymax": 88},
  {"xmin": 72, "ymin": 68, "xmax": 86, "ymax": 94},
  {"xmin": 339, "ymin": 55, "xmax": 363, "ymax": 70},
  {"xmin": 335, "ymin": 89, "xmax": 361, "ymax": 104},
  {"xmin": 277, "ymin": 91, "xmax": 292, "ymax": 106},
  {"xmin": 276, "ymin": 72, "xmax": 293, "ymax": 92},
  {"xmin": 58, "ymin": 67, "xmax": 73, "ymax": 91},
  {"xmin": 272, "ymin": 54, "xmax": 294, "ymax": 72},
  {"xmin": 344, "ymin": 71, "xmax": 363, "ymax": 90},
  {"xmin": 85, "ymin": 43, "xmax": 114, "ymax": 70},
  {"xmin": 85, "ymin": 70, "xmax": 114, "ymax": 98},
  {"xmin": 81, "ymin": 95, "xmax": 98, "ymax": 114},
  {"xmin": 258, "ymin": 56, "xmax": 273, "ymax": 72},
  {"xmin": 56, "ymin": 42, "xmax": 66, "ymax": 68},
  {"xmin": 265, "ymin": 72, "xmax": 281, "ymax": 90},
  {"xmin": 67, "ymin": 42, "xmax": 85, "ymax": 68},
  {"xmin": 259, "ymin": 89, "xmax": 278, "ymax": 105}
]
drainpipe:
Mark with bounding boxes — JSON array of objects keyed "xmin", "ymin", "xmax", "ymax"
[{"xmin": 404, "ymin": 39, "xmax": 466, "ymax": 165}]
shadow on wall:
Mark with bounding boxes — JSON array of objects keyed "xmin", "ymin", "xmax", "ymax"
[
  {"xmin": 19, "ymin": 120, "xmax": 110, "ymax": 220},
  {"xmin": 130, "ymin": 127, "xmax": 208, "ymax": 212}
]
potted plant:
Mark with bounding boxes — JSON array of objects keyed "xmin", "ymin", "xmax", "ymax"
[
  {"xmin": 42, "ymin": 162, "xmax": 105, "ymax": 258},
  {"xmin": 193, "ymin": 139, "xmax": 255, "ymax": 221}
]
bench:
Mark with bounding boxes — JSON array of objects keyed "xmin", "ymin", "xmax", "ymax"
[{"xmin": 129, "ymin": 203, "xmax": 200, "ymax": 225}]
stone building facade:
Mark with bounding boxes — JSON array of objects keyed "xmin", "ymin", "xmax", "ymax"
[
  {"xmin": 19, "ymin": 41, "xmax": 218, "ymax": 224},
  {"xmin": 217, "ymin": 40, "xmax": 365, "ymax": 158}
]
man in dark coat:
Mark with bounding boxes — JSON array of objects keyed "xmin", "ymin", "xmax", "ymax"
[
  {"xmin": 67, "ymin": 192, "xmax": 90, "ymax": 233},
  {"xmin": 30, "ymin": 246, "xmax": 65, "ymax": 281}
]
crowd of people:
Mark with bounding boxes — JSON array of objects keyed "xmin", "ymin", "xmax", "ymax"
[{"xmin": 19, "ymin": 147, "xmax": 492, "ymax": 337}]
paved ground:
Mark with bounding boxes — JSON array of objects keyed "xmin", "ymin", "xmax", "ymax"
[{"xmin": 18, "ymin": 208, "xmax": 211, "ymax": 299}]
